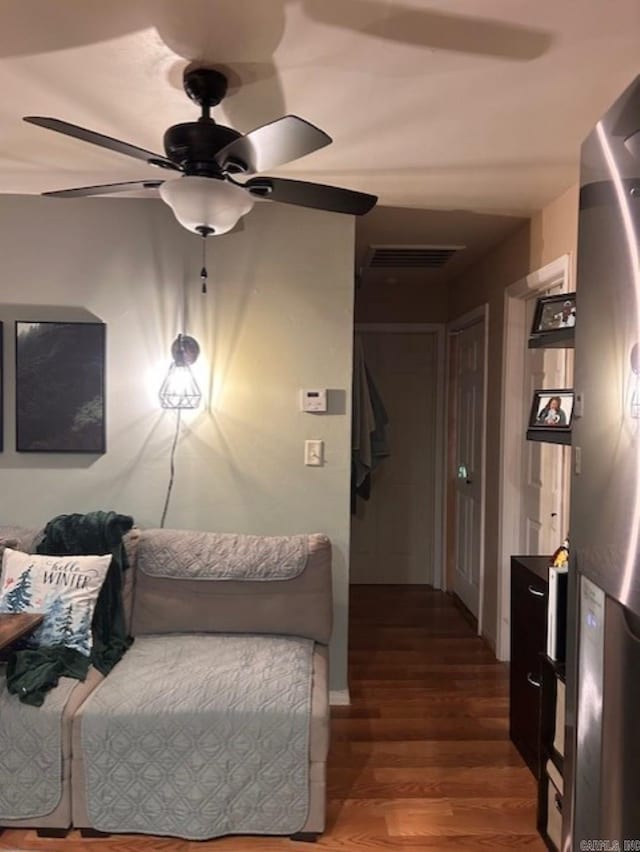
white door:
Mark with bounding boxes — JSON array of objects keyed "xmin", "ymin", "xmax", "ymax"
[
  {"xmin": 453, "ymin": 319, "xmax": 485, "ymax": 617},
  {"xmin": 350, "ymin": 331, "xmax": 438, "ymax": 584},
  {"xmin": 521, "ymin": 295, "xmax": 569, "ymax": 554}
]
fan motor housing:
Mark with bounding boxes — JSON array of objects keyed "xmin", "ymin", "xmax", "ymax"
[{"xmin": 163, "ymin": 121, "xmax": 242, "ymax": 175}]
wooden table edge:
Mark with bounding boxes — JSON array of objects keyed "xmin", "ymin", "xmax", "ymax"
[{"xmin": 0, "ymin": 613, "xmax": 45, "ymax": 652}]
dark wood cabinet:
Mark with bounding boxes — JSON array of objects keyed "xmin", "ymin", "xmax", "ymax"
[{"xmin": 510, "ymin": 555, "xmax": 549, "ymax": 778}]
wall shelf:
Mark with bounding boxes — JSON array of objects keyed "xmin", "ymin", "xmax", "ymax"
[
  {"xmin": 526, "ymin": 429, "xmax": 572, "ymax": 446},
  {"xmin": 528, "ymin": 329, "xmax": 575, "ymax": 349}
]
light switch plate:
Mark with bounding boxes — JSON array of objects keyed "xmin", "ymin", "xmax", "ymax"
[{"xmin": 304, "ymin": 439, "xmax": 324, "ymax": 466}]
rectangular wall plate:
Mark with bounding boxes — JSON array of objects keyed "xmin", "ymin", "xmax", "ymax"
[
  {"xmin": 300, "ymin": 389, "xmax": 327, "ymax": 412},
  {"xmin": 304, "ymin": 439, "xmax": 324, "ymax": 466}
]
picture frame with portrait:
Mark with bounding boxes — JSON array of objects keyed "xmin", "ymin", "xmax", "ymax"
[
  {"xmin": 527, "ymin": 389, "xmax": 574, "ymax": 445},
  {"xmin": 531, "ymin": 292, "xmax": 577, "ymax": 335}
]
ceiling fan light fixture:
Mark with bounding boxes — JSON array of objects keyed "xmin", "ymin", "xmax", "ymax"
[
  {"xmin": 159, "ymin": 175, "xmax": 254, "ymax": 235},
  {"xmin": 24, "ymin": 67, "xmax": 377, "ymax": 223}
]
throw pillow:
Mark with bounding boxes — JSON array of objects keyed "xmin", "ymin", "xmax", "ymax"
[
  {"xmin": 0, "ymin": 538, "xmax": 19, "ymax": 584},
  {"xmin": 0, "ymin": 535, "xmax": 31, "ymax": 590},
  {"xmin": 0, "ymin": 547, "xmax": 111, "ymax": 656}
]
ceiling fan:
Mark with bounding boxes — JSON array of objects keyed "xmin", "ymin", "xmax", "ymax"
[{"xmin": 24, "ymin": 64, "xmax": 377, "ymax": 236}]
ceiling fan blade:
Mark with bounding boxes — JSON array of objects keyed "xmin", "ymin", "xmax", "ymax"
[
  {"xmin": 245, "ymin": 176, "xmax": 376, "ymax": 215},
  {"xmin": 42, "ymin": 180, "xmax": 164, "ymax": 198},
  {"xmin": 24, "ymin": 117, "xmax": 180, "ymax": 171},
  {"xmin": 215, "ymin": 116, "xmax": 331, "ymax": 174},
  {"xmin": 303, "ymin": 0, "xmax": 552, "ymax": 61}
]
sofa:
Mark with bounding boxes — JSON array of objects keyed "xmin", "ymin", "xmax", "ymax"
[{"xmin": 0, "ymin": 524, "xmax": 332, "ymax": 842}]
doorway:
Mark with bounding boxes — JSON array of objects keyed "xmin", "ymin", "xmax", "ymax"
[
  {"xmin": 497, "ymin": 254, "xmax": 572, "ymax": 660},
  {"xmin": 350, "ymin": 324, "xmax": 445, "ymax": 586},
  {"xmin": 521, "ymin": 295, "xmax": 568, "ymax": 555},
  {"xmin": 446, "ymin": 307, "xmax": 488, "ymax": 627}
]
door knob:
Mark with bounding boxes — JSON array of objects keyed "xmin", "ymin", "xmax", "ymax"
[{"xmin": 457, "ymin": 464, "xmax": 472, "ymax": 484}]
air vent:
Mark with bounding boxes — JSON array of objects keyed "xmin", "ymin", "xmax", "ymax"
[{"xmin": 365, "ymin": 244, "xmax": 465, "ymax": 270}]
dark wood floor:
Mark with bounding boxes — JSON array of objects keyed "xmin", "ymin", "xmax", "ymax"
[{"xmin": 1, "ymin": 586, "xmax": 543, "ymax": 851}]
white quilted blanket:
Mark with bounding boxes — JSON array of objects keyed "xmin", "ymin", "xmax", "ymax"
[
  {"xmin": 0, "ymin": 669, "xmax": 76, "ymax": 819},
  {"xmin": 137, "ymin": 529, "xmax": 309, "ymax": 581},
  {"xmin": 80, "ymin": 634, "xmax": 313, "ymax": 839}
]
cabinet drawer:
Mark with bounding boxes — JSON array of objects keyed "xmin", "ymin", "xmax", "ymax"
[
  {"xmin": 510, "ymin": 558, "xmax": 549, "ymax": 777},
  {"xmin": 511, "ymin": 561, "xmax": 547, "ymax": 667}
]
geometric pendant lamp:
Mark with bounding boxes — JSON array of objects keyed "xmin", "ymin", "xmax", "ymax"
[{"xmin": 158, "ymin": 333, "xmax": 202, "ymax": 410}]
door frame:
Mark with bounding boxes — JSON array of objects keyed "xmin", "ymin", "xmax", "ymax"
[
  {"xmin": 445, "ymin": 305, "xmax": 489, "ymax": 635},
  {"xmin": 496, "ymin": 253, "xmax": 572, "ymax": 660},
  {"xmin": 354, "ymin": 322, "xmax": 446, "ymax": 588}
]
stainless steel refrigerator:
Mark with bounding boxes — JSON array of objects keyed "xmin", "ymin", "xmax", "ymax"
[{"xmin": 565, "ymin": 74, "xmax": 640, "ymax": 850}]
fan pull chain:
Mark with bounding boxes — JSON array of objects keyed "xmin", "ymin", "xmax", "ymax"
[{"xmin": 200, "ymin": 235, "xmax": 208, "ymax": 295}]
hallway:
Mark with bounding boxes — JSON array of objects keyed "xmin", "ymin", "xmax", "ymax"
[
  {"xmin": 0, "ymin": 587, "xmax": 544, "ymax": 851},
  {"xmin": 328, "ymin": 585, "xmax": 544, "ymax": 848}
]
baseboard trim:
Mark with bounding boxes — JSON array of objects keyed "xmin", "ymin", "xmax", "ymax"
[{"xmin": 329, "ymin": 688, "xmax": 351, "ymax": 706}]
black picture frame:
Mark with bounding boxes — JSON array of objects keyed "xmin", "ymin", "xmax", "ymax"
[
  {"xmin": 527, "ymin": 389, "xmax": 574, "ymax": 446},
  {"xmin": 531, "ymin": 292, "xmax": 576, "ymax": 335},
  {"xmin": 15, "ymin": 321, "xmax": 106, "ymax": 453}
]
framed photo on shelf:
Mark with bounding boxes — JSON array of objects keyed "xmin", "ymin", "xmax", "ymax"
[
  {"xmin": 528, "ymin": 389, "xmax": 575, "ymax": 433},
  {"xmin": 15, "ymin": 320, "xmax": 106, "ymax": 453},
  {"xmin": 531, "ymin": 292, "xmax": 577, "ymax": 335}
]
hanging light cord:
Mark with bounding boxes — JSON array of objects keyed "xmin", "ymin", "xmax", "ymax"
[
  {"xmin": 159, "ymin": 409, "xmax": 182, "ymax": 528},
  {"xmin": 200, "ymin": 235, "xmax": 208, "ymax": 294},
  {"xmin": 159, "ymin": 237, "xmax": 206, "ymax": 526}
]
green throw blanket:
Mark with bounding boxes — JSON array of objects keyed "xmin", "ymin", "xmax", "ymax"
[{"xmin": 6, "ymin": 510, "xmax": 134, "ymax": 706}]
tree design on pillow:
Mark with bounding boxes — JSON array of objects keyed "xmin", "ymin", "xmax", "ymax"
[
  {"xmin": 4, "ymin": 568, "xmax": 33, "ymax": 612},
  {"xmin": 32, "ymin": 598, "xmax": 80, "ymax": 648},
  {"xmin": 60, "ymin": 603, "xmax": 74, "ymax": 643},
  {"xmin": 75, "ymin": 608, "xmax": 93, "ymax": 655},
  {"xmin": 36, "ymin": 595, "xmax": 67, "ymax": 645}
]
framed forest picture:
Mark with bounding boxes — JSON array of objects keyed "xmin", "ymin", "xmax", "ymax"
[{"xmin": 15, "ymin": 321, "xmax": 106, "ymax": 453}]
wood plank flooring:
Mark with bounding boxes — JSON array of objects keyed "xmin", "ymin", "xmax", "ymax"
[{"xmin": 0, "ymin": 585, "xmax": 544, "ymax": 851}]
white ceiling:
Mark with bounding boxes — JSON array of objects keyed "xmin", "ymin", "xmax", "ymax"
[{"xmin": 0, "ymin": 0, "xmax": 638, "ymax": 281}]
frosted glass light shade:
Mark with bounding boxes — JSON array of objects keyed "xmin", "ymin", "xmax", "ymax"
[{"xmin": 159, "ymin": 176, "xmax": 254, "ymax": 235}]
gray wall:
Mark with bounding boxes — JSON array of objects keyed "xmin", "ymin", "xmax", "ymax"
[{"xmin": 0, "ymin": 194, "xmax": 355, "ymax": 692}]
